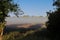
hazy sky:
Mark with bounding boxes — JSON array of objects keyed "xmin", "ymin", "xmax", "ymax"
[{"xmin": 13, "ymin": 0, "xmax": 54, "ymax": 16}]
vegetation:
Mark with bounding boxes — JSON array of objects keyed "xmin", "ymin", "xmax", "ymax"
[
  {"xmin": 0, "ymin": 0, "xmax": 60, "ymax": 40},
  {"xmin": 46, "ymin": 0, "xmax": 60, "ymax": 40},
  {"xmin": 3, "ymin": 28, "xmax": 50, "ymax": 40},
  {"xmin": 3, "ymin": 32, "xmax": 24, "ymax": 40},
  {"xmin": 0, "ymin": 0, "xmax": 24, "ymax": 36}
]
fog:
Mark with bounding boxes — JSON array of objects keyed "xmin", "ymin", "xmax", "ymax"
[{"xmin": 5, "ymin": 17, "xmax": 48, "ymax": 25}]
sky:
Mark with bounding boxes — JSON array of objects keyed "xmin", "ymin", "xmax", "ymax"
[{"xmin": 13, "ymin": 0, "xmax": 54, "ymax": 16}]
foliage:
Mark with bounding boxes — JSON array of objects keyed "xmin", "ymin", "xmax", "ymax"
[
  {"xmin": 0, "ymin": 22, "xmax": 5, "ymax": 29},
  {"xmin": 0, "ymin": 0, "xmax": 24, "ymax": 36},
  {"xmin": 46, "ymin": 0, "xmax": 60, "ymax": 40},
  {"xmin": 0, "ymin": 0, "xmax": 23, "ymax": 24}
]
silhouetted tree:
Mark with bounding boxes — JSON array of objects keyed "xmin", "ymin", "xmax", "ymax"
[
  {"xmin": 46, "ymin": 0, "xmax": 60, "ymax": 40},
  {"xmin": 0, "ymin": 0, "xmax": 24, "ymax": 36}
]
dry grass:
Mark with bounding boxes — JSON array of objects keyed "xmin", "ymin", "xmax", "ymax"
[{"xmin": 0, "ymin": 36, "xmax": 2, "ymax": 40}]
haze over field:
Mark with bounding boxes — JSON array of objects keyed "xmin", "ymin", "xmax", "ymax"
[{"xmin": 5, "ymin": 17, "xmax": 48, "ymax": 25}]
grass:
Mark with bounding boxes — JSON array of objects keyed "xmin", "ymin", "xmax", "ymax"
[
  {"xmin": 3, "ymin": 23, "xmax": 54, "ymax": 40},
  {"xmin": 3, "ymin": 27, "xmax": 52, "ymax": 40}
]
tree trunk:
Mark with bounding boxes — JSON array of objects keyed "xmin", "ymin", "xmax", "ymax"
[
  {"xmin": 0, "ymin": 29, "xmax": 3, "ymax": 37},
  {"xmin": 0, "ymin": 28, "xmax": 3, "ymax": 36},
  {"xmin": 0, "ymin": 28, "xmax": 3, "ymax": 40}
]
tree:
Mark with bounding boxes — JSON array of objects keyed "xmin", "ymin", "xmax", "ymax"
[
  {"xmin": 46, "ymin": 0, "xmax": 60, "ymax": 40},
  {"xmin": 0, "ymin": 0, "xmax": 24, "ymax": 36}
]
